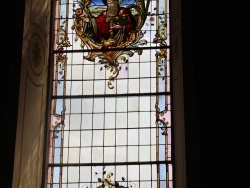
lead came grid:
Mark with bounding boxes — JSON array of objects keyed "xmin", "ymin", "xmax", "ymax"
[{"xmin": 48, "ymin": 0, "xmax": 172, "ymax": 187}]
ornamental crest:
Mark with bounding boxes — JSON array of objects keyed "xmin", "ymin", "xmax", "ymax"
[{"xmin": 72, "ymin": 0, "xmax": 149, "ymax": 88}]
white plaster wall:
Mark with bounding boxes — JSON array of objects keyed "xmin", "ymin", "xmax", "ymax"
[{"xmin": 12, "ymin": 0, "xmax": 50, "ymax": 187}]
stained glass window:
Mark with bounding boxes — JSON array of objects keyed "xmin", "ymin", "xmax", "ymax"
[{"xmin": 47, "ymin": 0, "xmax": 172, "ymax": 187}]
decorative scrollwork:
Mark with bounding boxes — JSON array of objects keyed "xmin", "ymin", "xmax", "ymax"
[{"xmin": 72, "ymin": 0, "xmax": 149, "ymax": 89}]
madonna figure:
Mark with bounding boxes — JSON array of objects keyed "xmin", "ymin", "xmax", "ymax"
[
  {"xmin": 95, "ymin": 0, "xmax": 137, "ymax": 44},
  {"xmin": 75, "ymin": 0, "xmax": 138, "ymax": 46}
]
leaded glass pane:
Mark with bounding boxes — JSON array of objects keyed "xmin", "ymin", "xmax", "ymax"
[{"xmin": 48, "ymin": 0, "xmax": 172, "ymax": 187}]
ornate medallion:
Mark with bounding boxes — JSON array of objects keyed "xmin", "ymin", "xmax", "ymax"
[{"xmin": 71, "ymin": 0, "xmax": 149, "ymax": 88}]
